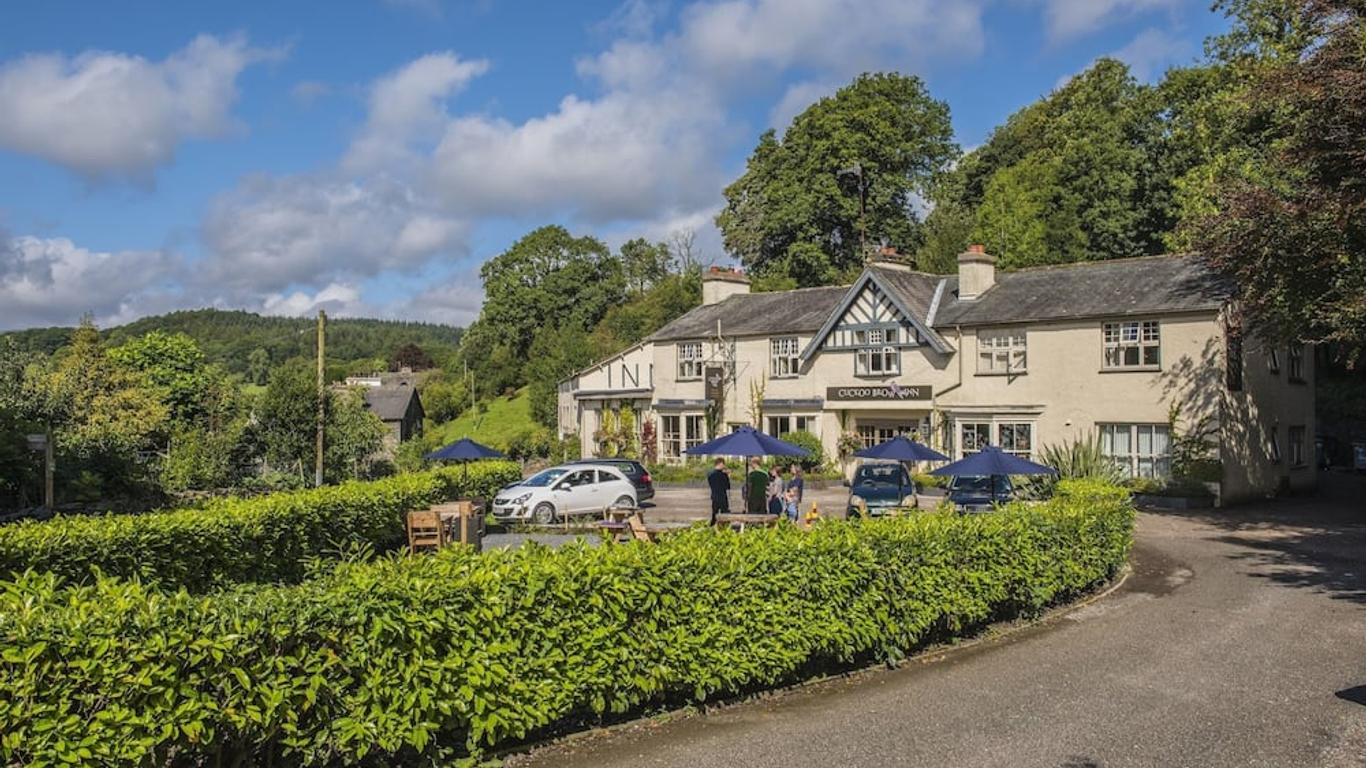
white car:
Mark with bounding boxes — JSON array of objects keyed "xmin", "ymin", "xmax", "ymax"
[{"xmin": 491, "ymin": 464, "xmax": 638, "ymax": 524}]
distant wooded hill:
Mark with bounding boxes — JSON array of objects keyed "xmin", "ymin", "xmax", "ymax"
[{"xmin": 2, "ymin": 309, "xmax": 463, "ymax": 378}]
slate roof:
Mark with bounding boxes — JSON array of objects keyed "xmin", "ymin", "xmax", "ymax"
[
  {"xmin": 647, "ymin": 285, "xmax": 849, "ymax": 341},
  {"xmin": 932, "ymin": 254, "xmax": 1227, "ymax": 328},
  {"xmin": 362, "ymin": 385, "xmax": 420, "ymax": 422}
]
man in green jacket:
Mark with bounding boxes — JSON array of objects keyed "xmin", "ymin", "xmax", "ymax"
[{"xmin": 745, "ymin": 456, "xmax": 768, "ymax": 514}]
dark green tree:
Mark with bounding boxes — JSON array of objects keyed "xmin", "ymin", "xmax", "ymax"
[{"xmin": 717, "ymin": 72, "xmax": 957, "ymax": 285}]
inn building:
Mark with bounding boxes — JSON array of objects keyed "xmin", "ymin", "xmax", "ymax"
[{"xmin": 557, "ymin": 247, "xmax": 1316, "ymax": 503}]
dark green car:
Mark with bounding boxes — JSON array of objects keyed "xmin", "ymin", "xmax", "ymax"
[{"xmin": 846, "ymin": 462, "xmax": 915, "ymax": 517}]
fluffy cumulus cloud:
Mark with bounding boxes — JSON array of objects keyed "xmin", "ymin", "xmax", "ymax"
[
  {"xmin": 0, "ymin": 34, "xmax": 277, "ymax": 180},
  {"xmin": 200, "ymin": 172, "xmax": 467, "ymax": 297},
  {"xmin": 1042, "ymin": 0, "xmax": 1182, "ymax": 41},
  {"xmin": 0, "ymin": 234, "xmax": 181, "ymax": 329}
]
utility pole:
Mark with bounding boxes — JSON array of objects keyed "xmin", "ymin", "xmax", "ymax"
[
  {"xmin": 315, "ymin": 310, "xmax": 326, "ymax": 488},
  {"xmin": 43, "ymin": 426, "xmax": 53, "ymax": 510}
]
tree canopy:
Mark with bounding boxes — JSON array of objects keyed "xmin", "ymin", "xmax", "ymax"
[{"xmin": 717, "ymin": 73, "xmax": 957, "ymax": 285}]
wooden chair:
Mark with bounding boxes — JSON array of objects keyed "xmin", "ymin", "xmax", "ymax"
[
  {"xmin": 407, "ymin": 509, "xmax": 447, "ymax": 553},
  {"xmin": 627, "ymin": 512, "xmax": 660, "ymax": 543}
]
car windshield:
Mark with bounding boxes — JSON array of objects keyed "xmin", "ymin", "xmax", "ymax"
[
  {"xmin": 522, "ymin": 468, "xmax": 568, "ymax": 487},
  {"xmin": 952, "ymin": 475, "xmax": 1011, "ymax": 495},
  {"xmin": 854, "ymin": 465, "xmax": 908, "ymax": 486}
]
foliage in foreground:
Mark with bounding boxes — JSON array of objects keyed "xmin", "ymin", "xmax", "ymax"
[
  {"xmin": 0, "ymin": 481, "xmax": 1132, "ymax": 766},
  {"xmin": 0, "ymin": 461, "xmax": 520, "ymax": 592}
]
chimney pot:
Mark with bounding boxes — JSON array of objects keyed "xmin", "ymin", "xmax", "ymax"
[
  {"xmin": 957, "ymin": 245, "xmax": 997, "ymax": 300},
  {"xmin": 701, "ymin": 265, "xmax": 751, "ymax": 305}
]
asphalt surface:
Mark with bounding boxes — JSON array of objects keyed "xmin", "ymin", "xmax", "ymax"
[{"xmin": 512, "ymin": 474, "xmax": 1366, "ymax": 768}]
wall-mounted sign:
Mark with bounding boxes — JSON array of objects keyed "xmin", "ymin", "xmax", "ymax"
[
  {"xmin": 704, "ymin": 366, "xmax": 726, "ymax": 407},
  {"xmin": 825, "ymin": 383, "xmax": 931, "ymax": 402}
]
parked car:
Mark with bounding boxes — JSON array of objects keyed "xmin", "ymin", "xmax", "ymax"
[
  {"xmin": 567, "ymin": 458, "xmax": 654, "ymax": 501},
  {"xmin": 846, "ymin": 461, "xmax": 915, "ymax": 518},
  {"xmin": 491, "ymin": 464, "xmax": 638, "ymax": 524},
  {"xmin": 946, "ymin": 475, "xmax": 1014, "ymax": 513}
]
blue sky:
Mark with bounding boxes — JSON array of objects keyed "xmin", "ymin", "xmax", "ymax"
[{"xmin": 0, "ymin": 0, "xmax": 1227, "ymax": 330}]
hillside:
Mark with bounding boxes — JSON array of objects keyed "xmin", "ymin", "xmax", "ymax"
[
  {"xmin": 2, "ymin": 309, "xmax": 463, "ymax": 377},
  {"xmin": 425, "ymin": 387, "xmax": 535, "ymax": 450}
]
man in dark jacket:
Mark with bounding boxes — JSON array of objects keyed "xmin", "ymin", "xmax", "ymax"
[{"xmin": 706, "ymin": 458, "xmax": 730, "ymax": 525}]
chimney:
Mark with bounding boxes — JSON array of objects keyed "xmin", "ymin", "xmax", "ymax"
[
  {"xmin": 957, "ymin": 244, "xmax": 996, "ymax": 301},
  {"xmin": 701, "ymin": 266, "xmax": 751, "ymax": 306}
]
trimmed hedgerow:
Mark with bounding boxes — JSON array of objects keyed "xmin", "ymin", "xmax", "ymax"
[
  {"xmin": 0, "ymin": 461, "xmax": 520, "ymax": 591},
  {"xmin": 0, "ymin": 480, "xmax": 1132, "ymax": 767}
]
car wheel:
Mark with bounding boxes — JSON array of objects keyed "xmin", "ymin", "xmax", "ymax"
[
  {"xmin": 612, "ymin": 495, "xmax": 634, "ymax": 509},
  {"xmin": 532, "ymin": 502, "xmax": 557, "ymax": 525}
]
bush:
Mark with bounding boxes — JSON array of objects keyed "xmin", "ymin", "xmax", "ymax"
[
  {"xmin": 782, "ymin": 430, "xmax": 826, "ymax": 471},
  {"xmin": 0, "ymin": 461, "xmax": 521, "ymax": 591},
  {"xmin": 0, "ymin": 481, "xmax": 1132, "ymax": 765}
]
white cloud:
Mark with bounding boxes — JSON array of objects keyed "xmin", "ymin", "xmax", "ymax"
[
  {"xmin": 1042, "ymin": 0, "xmax": 1181, "ymax": 41},
  {"xmin": 1111, "ymin": 27, "xmax": 1192, "ymax": 81},
  {"xmin": 343, "ymin": 52, "xmax": 489, "ymax": 174},
  {"xmin": 260, "ymin": 281, "xmax": 368, "ymax": 318},
  {"xmin": 0, "ymin": 235, "xmax": 181, "ymax": 329},
  {"xmin": 768, "ymin": 79, "xmax": 838, "ymax": 131},
  {"xmin": 0, "ymin": 34, "xmax": 278, "ymax": 181},
  {"xmin": 396, "ymin": 276, "xmax": 485, "ymax": 326},
  {"xmin": 200, "ymin": 173, "xmax": 467, "ymax": 297}
]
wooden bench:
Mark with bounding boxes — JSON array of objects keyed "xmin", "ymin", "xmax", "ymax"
[{"xmin": 714, "ymin": 513, "xmax": 781, "ymax": 532}]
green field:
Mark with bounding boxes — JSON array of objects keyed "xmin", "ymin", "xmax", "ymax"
[{"xmin": 425, "ymin": 387, "xmax": 535, "ymax": 449}]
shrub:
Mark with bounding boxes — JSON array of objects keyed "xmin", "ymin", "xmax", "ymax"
[
  {"xmin": 0, "ymin": 461, "xmax": 521, "ymax": 591},
  {"xmin": 0, "ymin": 481, "xmax": 1132, "ymax": 765},
  {"xmin": 782, "ymin": 430, "xmax": 825, "ymax": 471}
]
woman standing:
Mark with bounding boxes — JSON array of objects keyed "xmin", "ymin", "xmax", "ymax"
[{"xmin": 766, "ymin": 466, "xmax": 785, "ymax": 516}]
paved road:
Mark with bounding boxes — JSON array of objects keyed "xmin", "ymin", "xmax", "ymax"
[{"xmin": 513, "ymin": 475, "xmax": 1366, "ymax": 767}]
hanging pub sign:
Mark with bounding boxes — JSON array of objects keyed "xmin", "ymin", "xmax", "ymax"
[
  {"xmin": 825, "ymin": 383, "xmax": 931, "ymax": 401},
  {"xmin": 704, "ymin": 366, "xmax": 726, "ymax": 407}
]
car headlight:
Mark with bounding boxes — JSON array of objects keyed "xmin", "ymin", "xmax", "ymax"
[{"xmin": 512, "ymin": 492, "xmax": 532, "ymax": 504}]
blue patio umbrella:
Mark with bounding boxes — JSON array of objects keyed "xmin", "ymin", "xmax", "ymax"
[
  {"xmin": 683, "ymin": 425, "xmax": 809, "ymax": 457},
  {"xmin": 930, "ymin": 445, "xmax": 1058, "ymax": 505},
  {"xmin": 853, "ymin": 435, "xmax": 949, "ymax": 504},
  {"xmin": 425, "ymin": 437, "xmax": 505, "ymax": 484}
]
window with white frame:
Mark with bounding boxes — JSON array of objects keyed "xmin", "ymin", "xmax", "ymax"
[
  {"xmin": 977, "ymin": 329, "xmax": 1027, "ymax": 374},
  {"xmin": 768, "ymin": 415, "xmax": 817, "ymax": 437},
  {"xmin": 1099, "ymin": 424, "xmax": 1171, "ymax": 478},
  {"xmin": 854, "ymin": 327, "xmax": 901, "ymax": 376},
  {"xmin": 676, "ymin": 342, "xmax": 703, "ymax": 380},
  {"xmin": 661, "ymin": 415, "xmax": 682, "ymax": 458},
  {"xmin": 1288, "ymin": 425, "xmax": 1306, "ymax": 467},
  {"xmin": 959, "ymin": 422, "xmax": 991, "ymax": 454},
  {"xmin": 1103, "ymin": 320, "xmax": 1161, "ymax": 369},
  {"xmin": 858, "ymin": 423, "xmax": 919, "ymax": 448},
  {"xmin": 1288, "ymin": 345, "xmax": 1305, "ymax": 381},
  {"xmin": 770, "ymin": 337, "xmax": 800, "ymax": 377},
  {"xmin": 997, "ymin": 423, "xmax": 1033, "ymax": 458},
  {"xmin": 684, "ymin": 415, "xmax": 706, "ymax": 452}
]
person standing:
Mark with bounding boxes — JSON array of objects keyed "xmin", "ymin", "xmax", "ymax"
[
  {"xmin": 766, "ymin": 466, "xmax": 785, "ymax": 515},
  {"xmin": 745, "ymin": 457, "xmax": 768, "ymax": 515},
  {"xmin": 786, "ymin": 464, "xmax": 805, "ymax": 506},
  {"xmin": 706, "ymin": 458, "xmax": 730, "ymax": 525}
]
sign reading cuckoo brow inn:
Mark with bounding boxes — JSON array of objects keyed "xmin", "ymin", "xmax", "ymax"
[{"xmin": 825, "ymin": 383, "xmax": 931, "ymax": 401}]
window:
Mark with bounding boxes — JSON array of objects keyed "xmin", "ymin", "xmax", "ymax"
[
  {"xmin": 1226, "ymin": 326, "xmax": 1244, "ymax": 392},
  {"xmin": 1100, "ymin": 424, "xmax": 1171, "ymax": 478},
  {"xmin": 997, "ymin": 423, "xmax": 1033, "ymax": 458},
  {"xmin": 677, "ymin": 342, "xmax": 704, "ymax": 380},
  {"xmin": 959, "ymin": 422, "xmax": 991, "ymax": 454},
  {"xmin": 1288, "ymin": 345, "xmax": 1305, "ymax": 382},
  {"xmin": 684, "ymin": 415, "xmax": 706, "ymax": 452},
  {"xmin": 1267, "ymin": 347, "xmax": 1281, "ymax": 375},
  {"xmin": 855, "ymin": 345, "xmax": 900, "ymax": 376},
  {"xmin": 977, "ymin": 329, "xmax": 1027, "ymax": 374},
  {"xmin": 770, "ymin": 337, "xmax": 801, "ymax": 377},
  {"xmin": 858, "ymin": 423, "xmax": 918, "ymax": 448},
  {"xmin": 1269, "ymin": 425, "xmax": 1282, "ymax": 463},
  {"xmin": 661, "ymin": 415, "xmax": 682, "ymax": 458},
  {"xmin": 1288, "ymin": 426, "xmax": 1306, "ymax": 467},
  {"xmin": 1103, "ymin": 320, "xmax": 1161, "ymax": 369},
  {"xmin": 768, "ymin": 415, "xmax": 817, "ymax": 437}
]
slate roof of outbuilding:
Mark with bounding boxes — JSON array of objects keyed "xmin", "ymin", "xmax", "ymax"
[
  {"xmin": 362, "ymin": 385, "xmax": 420, "ymax": 422},
  {"xmin": 647, "ymin": 284, "xmax": 849, "ymax": 341},
  {"xmin": 931, "ymin": 254, "xmax": 1228, "ymax": 327}
]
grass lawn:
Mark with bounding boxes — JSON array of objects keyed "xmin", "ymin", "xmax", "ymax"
[{"xmin": 425, "ymin": 387, "xmax": 535, "ymax": 450}]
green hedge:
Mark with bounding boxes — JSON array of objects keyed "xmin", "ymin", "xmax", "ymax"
[
  {"xmin": 0, "ymin": 461, "xmax": 521, "ymax": 591},
  {"xmin": 0, "ymin": 480, "xmax": 1132, "ymax": 766}
]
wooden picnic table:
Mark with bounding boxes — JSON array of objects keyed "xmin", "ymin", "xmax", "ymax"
[
  {"xmin": 714, "ymin": 513, "xmax": 780, "ymax": 531},
  {"xmin": 432, "ymin": 500, "xmax": 484, "ymax": 549}
]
